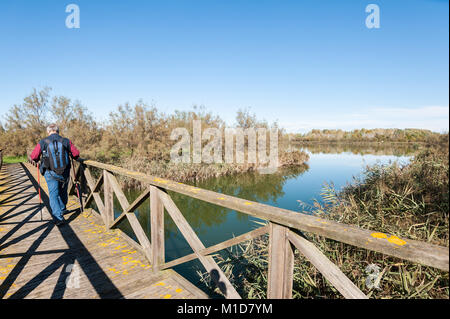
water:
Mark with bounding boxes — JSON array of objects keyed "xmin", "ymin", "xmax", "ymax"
[{"xmin": 92, "ymin": 143, "xmax": 415, "ymax": 295}]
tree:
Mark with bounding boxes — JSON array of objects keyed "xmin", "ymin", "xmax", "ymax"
[
  {"xmin": 3, "ymin": 87, "xmax": 51, "ymax": 154},
  {"xmin": 236, "ymin": 107, "xmax": 259, "ymax": 129}
]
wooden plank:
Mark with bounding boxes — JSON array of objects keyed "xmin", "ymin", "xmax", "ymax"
[
  {"xmin": 114, "ymin": 224, "xmax": 149, "ymax": 257},
  {"xmin": 287, "ymin": 229, "xmax": 368, "ymax": 299},
  {"xmin": 122, "ymin": 269, "xmax": 208, "ymax": 299},
  {"xmin": 3, "ymin": 163, "xmax": 208, "ymax": 300},
  {"xmin": 84, "ymin": 167, "xmax": 103, "ymax": 193},
  {"xmin": 283, "ymin": 230, "xmax": 294, "ymax": 298},
  {"xmin": 150, "ymin": 186, "xmax": 165, "ymax": 272},
  {"xmin": 83, "ymin": 168, "xmax": 105, "ymax": 216},
  {"xmin": 267, "ymin": 223, "xmax": 294, "ymax": 299},
  {"xmin": 103, "ymin": 170, "xmax": 114, "ymax": 227},
  {"xmin": 91, "ymin": 193, "xmax": 105, "ymax": 221},
  {"xmin": 161, "ymin": 225, "xmax": 269, "ymax": 270},
  {"xmin": 126, "ymin": 212, "xmax": 153, "ymax": 262},
  {"xmin": 105, "ymin": 170, "xmax": 155, "ymax": 257},
  {"xmin": 106, "ymin": 173, "xmax": 129, "ymax": 212},
  {"xmin": 156, "ymin": 188, "xmax": 241, "ymax": 299},
  {"xmin": 80, "ymin": 207, "xmax": 207, "ymax": 300},
  {"xmin": 68, "ymin": 160, "xmax": 82, "ymax": 195},
  {"xmin": 109, "ymin": 188, "xmax": 150, "ymax": 229},
  {"xmin": 80, "ymin": 159, "xmax": 449, "ymax": 271}
]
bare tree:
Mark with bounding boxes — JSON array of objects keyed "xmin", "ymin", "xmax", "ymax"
[{"xmin": 3, "ymin": 87, "xmax": 51, "ymax": 154}]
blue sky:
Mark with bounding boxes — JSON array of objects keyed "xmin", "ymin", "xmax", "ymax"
[{"xmin": 0, "ymin": 0, "xmax": 448, "ymax": 132}]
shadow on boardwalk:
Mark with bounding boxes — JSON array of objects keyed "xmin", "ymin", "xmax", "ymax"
[
  {"xmin": 0, "ymin": 162, "xmax": 207, "ymax": 299},
  {"xmin": 0, "ymin": 163, "xmax": 123, "ymax": 298}
]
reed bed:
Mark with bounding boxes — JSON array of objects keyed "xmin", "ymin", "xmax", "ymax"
[
  {"xmin": 198, "ymin": 144, "xmax": 449, "ymax": 299},
  {"xmin": 111, "ymin": 149, "xmax": 309, "ymax": 189}
]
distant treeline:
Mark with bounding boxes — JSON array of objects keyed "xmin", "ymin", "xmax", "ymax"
[
  {"xmin": 0, "ymin": 87, "xmax": 306, "ymax": 183},
  {"xmin": 0, "ymin": 87, "xmax": 274, "ymax": 158},
  {"xmin": 292, "ymin": 128, "xmax": 448, "ymax": 144}
]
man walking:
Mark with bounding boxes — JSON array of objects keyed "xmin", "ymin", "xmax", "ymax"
[{"xmin": 30, "ymin": 124, "xmax": 80, "ymax": 226}]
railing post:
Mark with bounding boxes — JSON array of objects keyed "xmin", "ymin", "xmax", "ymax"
[
  {"xmin": 267, "ymin": 222, "xmax": 294, "ymax": 299},
  {"xmin": 79, "ymin": 164, "xmax": 88, "ymax": 196},
  {"xmin": 103, "ymin": 170, "xmax": 114, "ymax": 227},
  {"xmin": 150, "ymin": 186, "xmax": 165, "ymax": 272},
  {"xmin": 83, "ymin": 167, "xmax": 105, "ymax": 214}
]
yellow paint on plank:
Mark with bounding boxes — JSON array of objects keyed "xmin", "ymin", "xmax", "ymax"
[
  {"xmin": 315, "ymin": 218, "xmax": 328, "ymax": 224},
  {"xmin": 371, "ymin": 232, "xmax": 406, "ymax": 246},
  {"xmin": 387, "ymin": 235, "xmax": 406, "ymax": 246},
  {"xmin": 153, "ymin": 178, "xmax": 168, "ymax": 184},
  {"xmin": 371, "ymin": 232, "xmax": 388, "ymax": 239}
]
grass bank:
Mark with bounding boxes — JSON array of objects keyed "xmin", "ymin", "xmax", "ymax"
[{"xmin": 1, "ymin": 155, "xmax": 27, "ymax": 164}]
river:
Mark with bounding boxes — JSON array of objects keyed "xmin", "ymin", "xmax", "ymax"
[{"xmin": 92, "ymin": 143, "xmax": 418, "ymax": 295}]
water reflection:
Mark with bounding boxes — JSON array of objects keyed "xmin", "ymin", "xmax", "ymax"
[
  {"xmin": 291, "ymin": 142, "xmax": 422, "ymax": 156},
  {"xmin": 112, "ymin": 163, "xmax": 310, "ymax": 240},
  {"xmin": 103, "ymin": 142, "xmax": 413, "ymax": 250}
]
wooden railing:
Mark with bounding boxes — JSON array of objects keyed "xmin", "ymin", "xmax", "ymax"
[{"xmin": 29, "ymin": 157, "xmax": 449, "ymax": 299}]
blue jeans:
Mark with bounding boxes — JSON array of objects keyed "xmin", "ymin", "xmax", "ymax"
[{"xmin": 44, "ymin": 170, "xmax": 69, "ymax": 221}]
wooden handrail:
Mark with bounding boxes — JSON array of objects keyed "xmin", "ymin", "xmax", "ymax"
[
  {"xmin": 27, "ymin": 157, "xmax": 449, "ymax": 299},
  {"xmin": 78, "ymin": 159, "xmax": 449, "ymax": 272}
]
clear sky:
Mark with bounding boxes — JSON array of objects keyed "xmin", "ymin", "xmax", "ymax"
[{"xmin": 0, "ymin": 0, "xmax": 448, "ymax": 132}]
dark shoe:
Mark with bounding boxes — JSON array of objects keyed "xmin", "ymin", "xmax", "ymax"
[{"xmin": 55, "ymin": 218, "xmax": 65, "ymax": 226}]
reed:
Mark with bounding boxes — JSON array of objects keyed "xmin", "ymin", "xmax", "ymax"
[
  {"xmin": 107, "ymin": 149, "xmax": 310, "ymax": 189},
  {"xmin": 198, "ymin": 144, "xmax": 449, "ymax": 299}
]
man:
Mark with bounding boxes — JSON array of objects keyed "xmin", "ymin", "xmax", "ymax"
[{"xmin": 30, "ymin": 124, "xmax": 80, "ymax": 226}]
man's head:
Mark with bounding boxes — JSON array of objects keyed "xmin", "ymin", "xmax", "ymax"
[{"xmin": 47, "ymin": 124, "xmax": 59, "ymax": 136}]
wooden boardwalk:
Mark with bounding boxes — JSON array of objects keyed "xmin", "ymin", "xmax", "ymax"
[
  {"xmin": 0, "ymin": 162, "xmax": 207, "ymax": 299},
  {"xmin": 1, "ymin": 154, "xmax": 447, "ymax": 300}
]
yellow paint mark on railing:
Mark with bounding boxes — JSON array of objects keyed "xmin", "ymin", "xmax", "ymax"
[
  {"xmin": 371, "ymin": 232, "xmax": 387, "ymax": 239},
  {"xmin": 371, "ymin": 232, "xmax": 407, "ymax": 246},
  {"xmin": 387, "ymin": 235, "xmax": 407, "ymax": 246}
]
